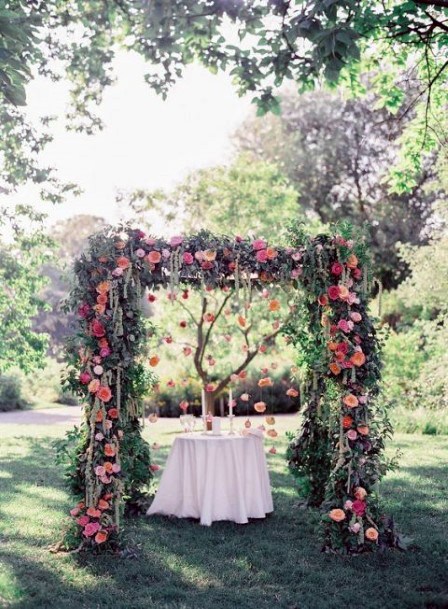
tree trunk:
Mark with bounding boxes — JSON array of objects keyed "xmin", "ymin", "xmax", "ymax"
[
  {"xmin": 219, "ymin": 396, "xmax": 224, "ymax": 417},
  {"xmin": 205, "ymin": 391, "xmax": 215, "ymax": 416}
]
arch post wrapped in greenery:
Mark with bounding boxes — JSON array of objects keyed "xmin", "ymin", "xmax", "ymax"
[{"xmin": 61, "ymin": 223, "xmax": 396, "ymax": 553}]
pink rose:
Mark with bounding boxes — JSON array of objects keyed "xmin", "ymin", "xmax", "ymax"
[
  {"xmin": 95, "ymin": 466, "xmax": 106, "ymax": 477},
  {"xmin": 291, "ymin": 251, "xmax": 302, "ymax": 261},
  {"xmin": 70, "ymin": 507, "xmax": 80, "ymax": 517},
  {"xmin": 100, "ymin": 475, "xmax": 111, "ymax": 484},
  {"xmin": 291, "ymin": 268, "xmax": 302, "ymax": 278},
  {"xmin": 112, "ymin": 463, "xmax": 121, "ymax": 473},
  {"xmin": 80, "ymin": 372, "xmax": 91, "ymax": 385},
  {"xmin": 328, "ymin": 286, "xmax": 340, "ymax": 300},
  {"xmin": 145, "ymin": 238, "xmax": 156, "ymax": 246},
  {"xmin": 179, "ymin": 400, "xmax": 189, "ymax": 411},
  {"xmin": 150, "ymin": 464, "xmax": 161, "ymax": 472},
  {"xmin": 135, "ymin": 248, "xmax": 146, "ymax": 258},
  {"xmin": 205, "ymin": 383, "xmax": 216, "ymax": 393},
  {"xmin": 331, "ymin": 262, "xmax": 344, "ymax": 276},
  {"xmin": 183, "ymin": 252, "xmax": 194, "ymax": 265},
  {"xmin": 347, "ymin": 429, "xmax": 358, "ymax": 441},
  {"xmin": 350, "ymin": 312, "xmax": 362, "ymax": 323},
  {"xmin": 93, "ymin": 365, "xmax": 103, "ymax": 376},
  {"xmin": 91, "ymin": 320, "xmax": 106, "ymax": 338},
  {"xmin": 358, "ymin": 395, "xmax": 368, "ymax": 404},
  {"xmin": 348, "ymin": 292, "xmax": 359, "ymax": 305},
  {"xmin": 93, "ymin": 355, "xmax": 102, "ymax": 364},
  {"xmin": 350, "ymin": 522, "xmax": 361, "ymax": 534},
  {"xmin": 337, "ymin": 319, "xmax": 350, "ymax": 333},
  {"xmin": 162, "ymin": 248, "xmax": 170, "ymax": 259},
  {"xmin": 256, "ymin": 249, "xmax": 268, "ymax": 263},
  {"xmin": 76, "ymin": 515, "xmax": 89, "ymax": 526},
  {"xmin": 344, "ymin": 500, "xmax": 353, "ymax": 511},
  {"xmin": 100, "ymin": 347, "xmax": 111, "ymax": 358},
  {"xmin": 170, "ymin": 236, "xmax": 183, "ymax": 248},
  {"xmin": 112, "ymin": 267, "xmax": 124, "ymax": 277},
  {"xmin": 83, "ymin": 522, "xmax": 101, "ymax": 537},
  {"xmin": 194, "ymin": 250, "xmax": 204, "ymax": 261},
  {"xmin": 95, "ymin": 432, "xmax": 104, "ymax": 441},
  {"xmin": 252, "ymin": 238, "xmax": 267, "ymax": 251},
  {"xmin": 352, "ymin": 500, "xmax": 366, "ymax": 516},
  {"xmin": 352, "ymin": 268, "xmax": 362, "ymax": 280}
]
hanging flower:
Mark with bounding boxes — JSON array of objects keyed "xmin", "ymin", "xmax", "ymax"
[
  {"xmin": 167, "ymin": 379, "xmax": 175, "ymax": 388},
  {"xmin": 240, "ymin": 393, "xmax": 250, "ymax": 402},
  {"xmin": 338, "ymin": 285, "xmax": 350, "ymax": 300},
  {"xmin": 116, "ymin": 256, "xmax": 130, "ymax": 269},
  {"xmin": 95, "ymin": 530, "xmax": 108, "ymax": 544},
  {"xmin": 88, "ymin": 379, "xmax": 100, "ymax": 394},
  {"xmin": 352, "ymin": 499, "xmax": 366, "ymax": 516},
  {"xmin": 179, "ymin": 400, "xmax": 189, "ymax": 412},
  {"xmin": 329, "ymin": 362, "xmax": 341, "ymax": 375},
  {"xmin": 237, "ymin": 315, "xmax": 246, "ymax": 327},
  {"xmin": 203, "ymin": 249, "xmax": 217, "ymax": 261},
  {"xmin": 318, "ymin": 294, "xmax": 329, "ymax": 306},
  {"xmin": 265, "ymin": 416, "xmax": 275, "ymax": 425},
  {"xmin": 254, "ymin": 401, "xmax": 266, "ymax": 413},
  {"xmin": 268, "ymin": 446, "xmax": 277, "ymax": 454},
  {"xmin": 286, "ymin": 387, "xmax": 299, "ymax": 397},
  {"xmin": 107, "ymin": 408, "xmax": 119, "ymax": 419},
  {"xmin": 268, "ymin": 299, "xmax": 281, "ymax": 312},
  {"xmin": 205, "ymin": 383, "xmax": 216, "ymax": 393},
  {"xmin": 149, "ymin": 355, "xmax": 160, "ymax": 367},
  {"xmin": 83, "ymin": 522, "xmax": 101, "ymax": 537},
  {"xmin": 350, "ymin": 351, "xmax": 366, "ymax": 367},
  {"xmin": 183, "ymin": 347, "xmax": 192, "ymax": 356},
  {"xmin": 354, "ymin": 486, "xmax": 367, "ymax": 500},
  {"xmin": 258, "ymin": 377, "xmax": 273, "ymax": 388},
  {"xmin": 147, "ymin": 251, "xmax": 161, "ymax": 264},
  {"xmin": 347, "ymin": 429, "xmax": 358, "ymax": 441},
  {"xmin": 266, "ymin": 247, "xmax": 278, "ymax": 259},
  {"xmin": 328, "ymin": 509, "xmax": 346, "ymax": 522},
  {"xmin": 267, "ymin": 429, "xmax": 278, "ymax": 438},
  {"xmin": 357, "ymin": 424, "xmax": 369, "ymax": 436},
  {"xmin": 342, "ymin": 415, "xmax": 353, "ymax": 428},
  {"xmin": 80, "ymin": 372, "xmax": 91, "ymax": 384},
  {"xmin": 350, "ymin": 311, "xmax": 362, "ymax": 323},
  {"xmin": 203, "ymin": 313, "xmax": 215, "ymax": 323}
]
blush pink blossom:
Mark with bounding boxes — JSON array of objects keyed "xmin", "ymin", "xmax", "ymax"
[
  {"xmin": 100, "ymin": 475, "xmax": 111, "ymax": 484},
  {"xmin": 194, "ymin": 250, "xmax": 204, "ymax": 261},
  {"xmin": 93, "ymin": 365, "xmax": 103, "ymax": 376},
  {"xmin": 358, "ymin": 395, "xmax": 368, "ymax": 404},
  {"xmin": 252, "ymin": 238, "xmax": 267, "ymax": 251},
  {"xmin": 350, "ymin": 522, "xmax": 361, "ymax": 534},
  {"xmin": 135, "ymin": 248, "xmax": 146, "ymax": 258},
  {"xmin": 112, "ymin": 463, "xmax": 121, "ymax": 473},
  {"xmin": 95, "ymin": 432, "xmax": 104, "ymax": 441},
  {"xmin": 291, "ymin": 251, "xmax": 302, "ymax": 261},
  {"xmin": 347, "ymin": 429, "xmax": 358, "ymax": 441},
  {"xmin": 291, "ymin": 268, "xmax": 302, "ymax": 278},
  {"xmin": 150, "ymin": 464, "xmax": 161, "ymax": 472},
  {"xmin": 183, "ymin": 252, "xmax": 194, "ymax": 265},
  {"xmin": 95, "ymin": 466, "xmax": 106, "ymax": 477},
  {"xmin": 112, "ymin": 267, "xmax": 123, "ymax": 277},
  {"xmin": 77, "ymin": 515, "xmax": 89, "ymax": 526},
  {"xmin": 337, "ymin": 319, "xmax": 351, "ymax": 333},
  {"xmin": 350, "ymin": 312, "xmax": 362, "ymax": 322},
  {"xmin": 70, "ymin": 507, "xmax": 80, "ymax": 517},
  {"xmin": 348, "ymin": 292, "xmax": 360, "ymax": 305},
  {"xmin": 145, "ymin": 238, "xmax": 156, "ymax": 246},
  {"xmin": 162, "ymin": 248, "xmax": 170, "ymax": 259},
  {"xmin": 256, "ymin": 249, "xmax": 268, "ymax": 263},
  {"xmin": 170, "ymin": 236, "xmax": 183, "ymax": 248},
  {"xmin": 100, "ymin": 347, "xmax": 111, "ymax": 358},
  {"xmin": 83, "ymin": 522, "xmax": 101, "ymax": 537},
  {"xmin": 344, "ymin": 500, "xmax": 353, "ymax": 511}
]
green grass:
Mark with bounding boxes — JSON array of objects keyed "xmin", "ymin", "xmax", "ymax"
[{"xmin": 0, "ymin": 416, "xmax": 447, "ymax": 609}]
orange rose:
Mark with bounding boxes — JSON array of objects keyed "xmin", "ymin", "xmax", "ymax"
[
  {"xmin": 97, "ymin": 293, "xmax": 108, "ymax": 305},
  {"xmin": 268, "ymin": 299, "xmax": 281, "ymax": 312},
  {"xmin": 328, "ymin": 341, "xmax": 338, "ymax": 351},
  {"xmin": 147, "ymin": 251, "xmax": 161, "ymax": 264},
  {"xmin": 365, "ymin": 527, "xmax": 378, "ymax": 542},
  {"xmin": 95, "ymin": 410, "xmax": 103, "ymax": 423},
  {"xmin": 95, "ymin": 530, "xmax": 108, "ymax": 544},
  {"xmin": 258, "ymin": 377, "xmax": 273, "ymax": 388},
  {"xmin": 98, "ymin": 499, "xmax": 110, "ymax": 510},
  {"xmin": 103, "ymin": 462, "xmax": 114, "ymax": 474},
  {"xmin": 116, "ymin": 256, "xmax": 130, "ymax": 269},
  {"xmin": 254, "ymin": 401, "xmax": 267, "ymax": 413},
  {"xmin": 267, "ymin": 429, "xmax": 278, "ymax": 438},
  {"xmin": 97, "ymin": 386, "xmax": 112, "ymax": 403},
  {"xmin": 329, "ymin": 362, "xmax": 341, "ymax": 375},
  {"xmin": 286, "ymin": 387, "xmax": 299, "ymax": 397},
  {"xmin": 347, "ymin": 254, "xmax": 358, "ymax": 269},
  {"xmin": 354, "ymin": 486, "xmax": 367, "ymax": 500},
  {"xmin": 343, "ymin": 394, "xmax": 359, "ymax": 408},
  {"xmin": 86, "ymin": 507, "xmax": 101, "ymax": 518},
  {"xmin": 114, "ymin": 240, "xmax": 126, "ymax": 250},
  {"xmin": 98, "ymin": 338, "xmax": 108, "ymax": 348},
  {"xmin": 237, "ymin": 315, "xmax": 246, "ymax": 327},
  {"xmin": 350, "ymin": 351, "xmax": 366, "ymax": 367},
  {"xmin": 149, "ymin": 355, "xmax": 160, "ymax": 367},
  {"xmin": 93, "ymin": 304, "xmax": 105, "ymax": 315},
  {"xmin": 357, "ymin": 424, "xmax": 369, "ymax": 436},
  {"xmin": 88, "ymin": 379, "xmax": 100, "ymax": 394},
  {"xmin": 108, "ymin": 408, "xmax": 119, "ymax": 419},
  {"xmin": 329, "ymin": 509, "xmax": 345, "ymax": 522},
  {"xmin": 203, "ymin": 249, "xmax": 217, "ymax": 261},
  {"xmin": 338, "ymin": 285, "xmax": 349, "ymax": 299},
  {"xmin": 335, "ymin": 351, "xmax": 345, "ymax": 362},
  {"xmin": 266, "ymin": 247, "xmax": 278, "ymax": 260},
  {"xmin": 265, "ymin": 416, "xmax": 275, "ymax": 425},
  {"xmin": 342, "ymin": 415, "xmax": 353, "ymax": 429},
  {"xmin": 104, "ymin": 444, "xmax": 116, "ymax": 457},
  {"xmin": 96, "ymin": 281, "xmax": 111, "ymax": 295}
]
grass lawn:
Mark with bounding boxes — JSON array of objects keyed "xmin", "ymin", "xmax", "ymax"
[{"xmin": 0, "ymin": 415, "xmax": 447, "ymax": 609}]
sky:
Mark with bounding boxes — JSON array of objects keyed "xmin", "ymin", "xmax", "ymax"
[{"xmin": 21, "ymin": 51, "xmax": 253, "ymax": 233}]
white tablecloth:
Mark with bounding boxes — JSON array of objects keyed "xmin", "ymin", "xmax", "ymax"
[{"xmin": 147, "ymin": 433, "xmax": 273, "ymax": 526}]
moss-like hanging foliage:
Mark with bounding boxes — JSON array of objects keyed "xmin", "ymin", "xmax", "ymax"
[{"xmin": 60, "ymin": 223, "xmax": 396, "ymax": 554}]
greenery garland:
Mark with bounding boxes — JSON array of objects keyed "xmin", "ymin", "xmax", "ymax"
[{"xmin": 60, "ymin": 223, "xmax": 395, "ymax": 553}]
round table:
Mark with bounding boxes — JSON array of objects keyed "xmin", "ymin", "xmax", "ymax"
[{"xmin": 147, "ymin": 433, "xmax": 273, "ymax": 526}]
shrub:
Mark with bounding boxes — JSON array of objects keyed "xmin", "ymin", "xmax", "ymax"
[{"xmin": 0, "ymin": 375, "xmax": 28, "ymax": 411}]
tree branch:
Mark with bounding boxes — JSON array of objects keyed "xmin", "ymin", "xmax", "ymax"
[
  {"xmin": 199, "ymin": 291, "xmax": 232, "ymax": 367},
  {"xmin": 414, "ymin": 0, "xmax": 448, "ymax": 8}
]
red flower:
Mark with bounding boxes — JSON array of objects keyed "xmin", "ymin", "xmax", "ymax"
[
  {"xmin": 327, "ymin": 286, "xmax": 340, "ymax": 301},
  {"xmin": 201, "ymin": 261, "xmax": 214, "ymax": 270},
  {"xmin": 318, "ymin": 294, "xmax": 329, "ymax": 306},
  {"xmin": 107, "ymin": 408, "xmax": 119, "ymax": 419},
  {"xmin": 336, "ymin": 342, "xmax": 349, "ymax": 354},
  {"xmin": 91, "ymin": 320, "xmax": 106, "ymax": 338},
  {"xmin": 256, "ymin": 249, "xmax": 268, "ymax": 263},
  {"xmin": 352, "ymin": 499, "xmax": 366, "ymax": 516},
  {"xmin": 352, "ymin": 267, "xmax": 362, "ymax": 280},
  {"xmin": 331, "ymin": 262, "xmax": 344, "ymax": 276},
  {"xmin": 183, "ymin": 252, "xmax": 194, "ymax": 265},
  {"xmin": 148, "ymin": 294, "xmax": 156, "ymax": 303}
]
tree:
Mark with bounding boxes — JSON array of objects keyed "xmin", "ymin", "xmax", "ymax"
[
  {"xmin": 234, "ymin": 89, "xmax": 442, "ymax": 288},
  {"xmin": 2, "ymin": 1, "xmax": 447, "ymax": 180}
]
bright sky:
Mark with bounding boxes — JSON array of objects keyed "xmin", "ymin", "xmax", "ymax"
[{"xmin": 22, "ymin": 51, "xmax": 252, "ymax": 233}]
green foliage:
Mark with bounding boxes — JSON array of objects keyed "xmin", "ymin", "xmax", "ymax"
[{"xmin": 0, "ymin": 374, "xmax": 27, "ymax": 411}]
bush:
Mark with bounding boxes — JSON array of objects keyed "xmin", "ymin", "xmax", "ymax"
[
  {"xmin": 0, "ymin": 375, "xmax": 28, "ymax": 411},
  {"xmin": 390, "ymin": 405, "xmax": 448, "ymax": 435}
]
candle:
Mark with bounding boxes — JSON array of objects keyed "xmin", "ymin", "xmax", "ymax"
[
  {"xmin": 212, "ymin": 416, "xmax": 221, "ymax": 435},
  {"xmin": 229, "ymin": 388, "xmax": 233, "ymax": 416},
  {"xmin": 201, "ymin": 388, "xmax": 206, "ymax": 426}
]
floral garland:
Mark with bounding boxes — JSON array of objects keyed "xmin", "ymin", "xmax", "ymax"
[{"xmin": 62, "ymin": 224, "xmax": 392, "ymax": 553}]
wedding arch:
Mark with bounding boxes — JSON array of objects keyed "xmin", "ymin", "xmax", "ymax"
[{"xmin": 61, "ymin": 224, "xmax": 395, "ymax": 554}]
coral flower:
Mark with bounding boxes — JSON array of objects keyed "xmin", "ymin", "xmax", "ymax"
[
  {"xmin": 83, "ymin": 522, "xmax": 101, "ymax": 537},
  {"xmin": 238, "ymin": 315, "xmax": 246, "ymax": 327},
  {"xmin": 95, "ymin": 530, "xmax": 108, "ymax": 544},
  {"xmin": 95, "ymin": 410, "xmax": 103, "ymax": 423},
  {"xmin": 268, "ymin": 446, "xmax": 277, "ymax": 454},
  {"xmin": 97, "ymin": 293, "xmax": 108, "ymax": 305},
  {"xmin": 147, "ymin": 251, "xmax": 161, "ymax": 264},
  {"xmin": 329, "ymin": 509, "xmax": 346, "ymax": 522},
  {"xmin": 98, "ymin": 499, "xmax": 110, "ymax": 511},
  {"xmin": 318, "ymin": 294, "xmax": 329, "ymax": 306},
  {"xmin": 254, "ymin": 401, "xmax": 267, "ymax": 413},
  {"xmin": 86, "ymin": 507, "xmax": 102, "ymax": 518},
  {"xmin": 116, "ymin": 256, "xmax": 130, "ymax": 269},
  {"xmin": 97, "ymin": 386, "xmax": 112, "ymax": 403},
  {"xmin": 266, "ymin": 247, "xmax": 278, "ymax": 259},
  {"xmin": 347, "ymin": 254, "xmax": 358, "ymax": 269},
  {"xmin": 258, "ymin": 377, "xmax": 273, "ymax": 388},
  {"xmin": 350, "ymin": 351, "xmax": 366, "ymax": 367},
  {"xmin": 268, "ymin": 299, "xmax": 281, "ymax": 312},
  {"xmin": 286, "ymin": 387, "xmax": 299, "ymax": 397},
  {"xmin": 104, "ymin": 444, "xmax": 115, "ymax": 457},
  {"xmin": 239, "ymin": 370, "xmax": 247, "ymax": 379},
  {"xmin": 343, "ymin": 394, "xmax": 359, "ymax": 408},
  {"xmin": 88, "ymin": 379, "xmax": 100, "ymax": 394},
  {"xmin": 350, "ymin": 311, "xmax": 362, "ymax": 323},
  {"xmin": 183, "ymin": 347, "xmax": 192, "ymax": 356},
  {"xmin": 265, "ymin": 416, "xmax": 275, "ymax": 425},
  {"xmin": 365, "ymin": 527, "xmax": 379, "ymax": 541},
  {"xmin": 357, "ymin": 424, "xmax": 369, "ymax": 436},
  {"xmin": 354, "ymin": 486, "xmax": 367, "ymax": 500},
  {"xmin": 103, "ymin": 462, "xmax": 114, "ymax": 474},
  {"xmin": 342, "ymin": 415, "xmax": 353, "ymax": 429},
  {"xmin": 149, "ymin": 355, "xmax": 160, "ymax": 367},
  {"xmin": 96, "ymin": 281, "xmax": 111, "ymax": 295},
  {"xmin": 107, "ymin": 408, "xmax": 119, "ymax": 419},
  {"xmin": 267, "ymin": 429, "xmax": 278, "ymax": 438},
  {"xmin": 252, "ymin": 238, "xmax": 267, "ymax": 251},
  {"xmin": 338, "ymin": 285, "xmax": 349, "ymax": 300},
  {"xmin": 328, "ymin": 341, "xmax": 338, "ymax": 351},
  {"xmin": 329, "ymin": 362, "xmax": 341, "ymax": 375}
]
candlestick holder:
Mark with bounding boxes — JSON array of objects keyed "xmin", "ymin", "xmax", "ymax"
[{"xmin": 227, "ymin": 414, "xmax": 235, "ymax": 435}]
